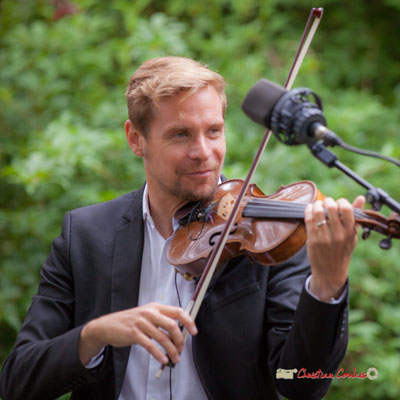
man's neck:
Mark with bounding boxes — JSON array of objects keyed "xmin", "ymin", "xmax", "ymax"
[{"xmin": 146, "ymin": 188, "xmax": 186, "ymax": 239}]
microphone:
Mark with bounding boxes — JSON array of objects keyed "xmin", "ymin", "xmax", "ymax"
[{"xmin": 241, "ymin": 79, "xmax": 342, "ymax": 146}]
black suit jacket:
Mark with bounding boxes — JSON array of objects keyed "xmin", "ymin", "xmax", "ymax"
[{"xmin": 0, "ymin": 185, "xmax": 348, "ymax": 400}]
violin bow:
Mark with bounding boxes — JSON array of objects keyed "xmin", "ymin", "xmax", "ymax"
[{"xmin": 156, "ymin": 7, "xmax": 324, "ymax": 378}]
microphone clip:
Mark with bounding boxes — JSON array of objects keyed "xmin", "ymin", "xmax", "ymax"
[{"xmin": 269, "ymin": 87, "xmax": 326, "ymax": 146}]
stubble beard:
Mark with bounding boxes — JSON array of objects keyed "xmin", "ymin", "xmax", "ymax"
[{"xmin": 161, "ymin": 172, "xmax": 219, "ymax": 203}]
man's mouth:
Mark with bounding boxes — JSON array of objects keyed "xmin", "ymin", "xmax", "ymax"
[{"xmin": 186, "ymin": 170, "xmax": 214, "ymax": 178}]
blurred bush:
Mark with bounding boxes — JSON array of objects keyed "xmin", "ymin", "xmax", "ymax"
[{"xmin": 0, "ymin": 0, "xmax": 399, "ymax": 399}]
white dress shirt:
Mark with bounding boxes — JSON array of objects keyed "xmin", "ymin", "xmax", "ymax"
[{"xmin": 118, "ymin": 185, "xmax": 208, "ymax": 400}]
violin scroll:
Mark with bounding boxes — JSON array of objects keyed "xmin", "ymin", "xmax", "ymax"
[
  {"xmin": 358, "ymin": 209, "xmax": 400, "ymax": 250},
  {"xmin": 372, "ymin": 212, "xmax": 400, "ymax": 250}
]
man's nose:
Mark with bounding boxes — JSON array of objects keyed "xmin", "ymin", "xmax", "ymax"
[{"xmin": 188, "ymin": 134, "xmax": 212, "ymax": 161}]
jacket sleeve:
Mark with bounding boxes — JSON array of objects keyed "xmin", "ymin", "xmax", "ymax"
[
  {"xmin": 0, "ymin": 212, "xmax": 103, "ymax": 400},
  {"xmin": 265, "ymin": 246, "xmax": 349, "ymax": 400}
]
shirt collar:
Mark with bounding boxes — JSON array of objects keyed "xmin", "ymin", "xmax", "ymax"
[
  {"xmin": 142, "ymin": 184, "xmax": 179, "ymax": 232},
  {"xmin": 142, "ymin": 183, "xmax": 154, "ymax": 227}
]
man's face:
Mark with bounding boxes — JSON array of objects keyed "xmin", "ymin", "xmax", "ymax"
[{"xmin": 141, "ymin": 85, "xmax": 226, "ymax": 205}]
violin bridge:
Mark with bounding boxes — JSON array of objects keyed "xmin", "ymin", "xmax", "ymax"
[{"xmin": 217, "ymin": 193, "xmax": 235, "ymax": 220}]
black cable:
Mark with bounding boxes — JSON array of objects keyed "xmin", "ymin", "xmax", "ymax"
[
  {"xmin": 174, "ymin": 270, "xmax": 182, "ymax": 308},
  {"xmin": 336, "ymin": 140, "xmax": 400, "ymax": 167},
  {"xmin": 169, "ymin": 368, "xmax": 172, "ymax": 400},
  {"xmin": 169, "ymin": 271, "xmax": 183, "ymax": 400}
]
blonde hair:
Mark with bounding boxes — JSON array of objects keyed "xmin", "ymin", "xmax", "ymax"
[{"xmin": 126, "ymin": 56, "xmax": 227, "ymax": 136}]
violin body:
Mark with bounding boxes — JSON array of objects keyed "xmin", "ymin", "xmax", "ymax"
[{"xmin": 167, "ymin": 179, "xmax": 324, "ymax": 279}]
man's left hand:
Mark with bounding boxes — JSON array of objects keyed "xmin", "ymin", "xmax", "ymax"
[{"xmin": 305, "ymin": 195, "xmax": 365, "ymax": 302}]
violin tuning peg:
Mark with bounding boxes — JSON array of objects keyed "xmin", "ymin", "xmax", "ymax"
[
  {"xmin": 362, "ymin": 228, "xmax": 371, "ymax": 240},
  {"xmin": 379, "ymin": 236, "xmax": 392, "ymax": 250}
]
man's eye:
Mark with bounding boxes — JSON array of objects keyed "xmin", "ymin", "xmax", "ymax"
[
  {"xmin": 175, "ymin": 132, "xmax": 188, "ymax": 138},
  {"xmin": 210, "ymin": 128, "xmax": 223, "ymax": 136}
]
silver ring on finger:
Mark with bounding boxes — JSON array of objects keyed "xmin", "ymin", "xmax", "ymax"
[{"xmin": 316, "ymin": 219, "xmax": 328, "ymax": 228}]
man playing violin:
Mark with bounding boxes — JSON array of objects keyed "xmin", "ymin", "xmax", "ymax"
[{"xmin": 0, "ymin": 56, "xmax": 364, "ymax": 400}]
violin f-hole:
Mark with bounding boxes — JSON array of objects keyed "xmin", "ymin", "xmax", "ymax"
[{"xmin": 209, "ymin": 223, "xmax": 238, "ymax": 246}]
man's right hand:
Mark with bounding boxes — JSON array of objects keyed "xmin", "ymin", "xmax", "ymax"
[{"xmin": 78, "ymin": 303, "xmax": 198, "ymax": 366}]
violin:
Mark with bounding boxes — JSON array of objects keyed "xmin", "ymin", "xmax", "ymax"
[{"xmin": 167, "ymin": 179, "xmax": 400, "ymax": 280}]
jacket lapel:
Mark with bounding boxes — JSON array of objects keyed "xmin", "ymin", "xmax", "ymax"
[{"xmin": 110, "ymin": 185, "xmax": 145, "ymax": 399}]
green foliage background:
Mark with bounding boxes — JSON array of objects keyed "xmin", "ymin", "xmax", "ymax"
[{"xmin": 1, "ymin": 0, "xmax": 399, "ymax": 399}]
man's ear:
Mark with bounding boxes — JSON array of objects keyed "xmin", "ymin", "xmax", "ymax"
[{"xmin": 125, "ymin": 119, "xmax": 145, "ymax": 157}]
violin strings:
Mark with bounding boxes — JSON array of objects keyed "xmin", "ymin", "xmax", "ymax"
[
  {"xmin": 243, "ymin": 199, "xmax": 307, "ymax": 219},
  {"xmin": 244, "ymin": 199, "xmax": 308, "ymax": 208},
  {"xmin": 242, "ymin": 199, "xmax": 374, "ymax": 222},
  {"xmin": 244, "ymin": 198, "xmax": 371, "ymax": 215},
  {"xmin": 207, "ymin": 196, "xmax": 376, "ymax": 223}
]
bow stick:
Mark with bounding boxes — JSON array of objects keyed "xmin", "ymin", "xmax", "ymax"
[{"xmin": 156, "ymin": 7, "xmax": 324, "ymax": 378}]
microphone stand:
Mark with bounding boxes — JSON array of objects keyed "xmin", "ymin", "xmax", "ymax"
[{"xmin": 308, "ymin": 141, "xmax": 400, "ymax": 249}]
